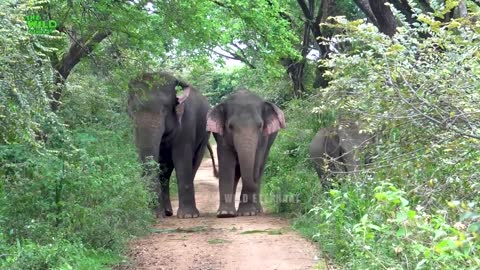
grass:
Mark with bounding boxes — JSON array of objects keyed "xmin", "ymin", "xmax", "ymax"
[
  {"xmin": 150, "ymin": 226, "xmax": 210, "ymax": 234},
  {"xmin": 239, "ymin": 229, "xmax": 284, "ymax": 235},
  {"xmin": 207, "ymin": 238, "xmax": 231, "ymax": 244}
]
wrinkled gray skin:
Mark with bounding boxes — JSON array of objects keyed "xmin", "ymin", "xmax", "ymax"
[
  {"xmin": 207, "ymin": 90, "xmax": 286, "ymax": 218},
  {"xmin": 309, "ymin": 121, "xmax": 374, "ymax": 189},
  {"xmin": 127, "ymin": 71, "xmax": 212, "ymax": 218}
]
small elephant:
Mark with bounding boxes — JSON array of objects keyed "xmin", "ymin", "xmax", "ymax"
[
  {"xmin": 207, "ymin": 89, "xmax": 286, "ymax": 217},
  {"xmin": 309, "ymin": 121, "xmax": 374, "ymax": 188},
  {"xmin": 127, "ymin": 71, "xmax": 214, "ymax": 218}
]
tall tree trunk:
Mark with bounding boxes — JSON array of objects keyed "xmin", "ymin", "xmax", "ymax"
[
  {"xmin": 353, "ymin": 0, "xmax": 379, "ymax": 27},
  {"xmin": 368, "ymin": 0, "xmax": 397, "ymax": 37}
]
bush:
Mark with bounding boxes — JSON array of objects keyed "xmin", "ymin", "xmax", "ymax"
[
  {"xmin": 0, "ymin": 5, "xmax": 154, "ymax": 268},
  {"xmin": 265, "ymin": 10, "xmax": 480, "ymax": 269}
]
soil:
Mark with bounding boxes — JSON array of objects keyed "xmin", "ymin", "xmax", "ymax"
[{"xmin": 120, "ymin": 146, "xmax": 325, "ymax": 270}]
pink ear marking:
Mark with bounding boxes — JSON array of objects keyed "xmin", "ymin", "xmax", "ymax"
[
  {"xmin": 206, "ymin": 110, "xmax": 223, "ymax": 135},
  {"xmin": 177, "ymin": 87, "xmax": 191, "ymax": 104},
  {"xmin": 273, "ymin": 105, "xmax": 286, "ymax": 128},
  {"xmin": 263, "ymin": 104, "xmax": 286, "ymax": 135}
]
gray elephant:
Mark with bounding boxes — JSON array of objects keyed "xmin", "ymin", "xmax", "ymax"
[
  {"xmin": 127, "ymin": 71, "xmax": 214, "ymax": 218},
  {"xmin": 309, "ymin": 120, "xmax": 374, "ymax": 188},
  {"xmin": 207, "ymin": 89, "xmax": 286, "ymax": 217}
]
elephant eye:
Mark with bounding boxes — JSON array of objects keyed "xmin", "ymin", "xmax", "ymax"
[
  {"xmin": 228, "ymin": 123, "xmax": 234, "ymax": 131},
  {"xmin": 257, "ymin": 122, "xmax": 263, "ymax": 130}
]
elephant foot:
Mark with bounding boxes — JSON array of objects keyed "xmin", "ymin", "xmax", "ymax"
[
  {"xmin": 164, "ymin": 200, "xmax": 173, "ymax": 216},
  {"xmin": 165, "ymin": 208, "xmax": 173, "ymax": 217},
  {"xmin": 256, "ymin": 203, "xmax": 263, "ymax": 214},
  {"xmin": 237, "ymin": 202, "xmax": 258, "ymax": 216},
  {"xmin": 216, "ymin": 205, "xmax": 236, "ymax": 218},
  {"xmin": 154, "ymin": 207, "xmax": 165, "ymax": 219},
  {"xmin": 177, "ymin": 206, "xmax": 200, "ymax": 218}
]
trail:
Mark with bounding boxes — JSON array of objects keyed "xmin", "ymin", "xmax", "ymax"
[{"xmin": 121, "ymin": 146, "xmax": 323, "ymax": 270}]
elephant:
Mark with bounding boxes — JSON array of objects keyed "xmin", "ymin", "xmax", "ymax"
[
  {"xmin": 206, "ymin": 143, "xmax": 219, "ymax": 178},
  {"xmin": 206, "ymin": 89, "xmax": 286, "ymax": 217},
  {"xmin": 127, "ymin": 71, "xmax": 215, "ymax": 218},
  {"xmin": 309, "ymin": 120, "xmax": 374, "ymax": 189}
]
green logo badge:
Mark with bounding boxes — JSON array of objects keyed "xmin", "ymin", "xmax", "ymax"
[{"xmin": 25, "ymin": 14, "xmax": 58, "ymax": 34}]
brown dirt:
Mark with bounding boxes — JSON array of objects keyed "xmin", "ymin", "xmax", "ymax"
[{"xmin": 121, "ymin": 146, "xmax": 325, "ymax": 270}]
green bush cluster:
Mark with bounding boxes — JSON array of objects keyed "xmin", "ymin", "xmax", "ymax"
[
  {"xmin": 264, "ymin": 10, "xmax": 480, "ymax": 270},
  {"xmin": 0, "ymin": 6, "xmax": 154, "ymax": 269}
]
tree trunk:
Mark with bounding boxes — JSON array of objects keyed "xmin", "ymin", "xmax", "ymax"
[
  {"xmin": 368, "ymin": 0, "xmax": 397, "ymax": 37},
  {"xmin": 353, "ymin": 0, "xmax": 379, "ymax": 27},
  {"xmin": 50, "ymin": 30, "xmax": 111, "ymax": 111}
]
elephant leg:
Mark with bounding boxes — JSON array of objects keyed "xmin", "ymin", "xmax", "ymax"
[
  {"xmin": 192, "ymin": 134, "xmax": 209, "ymax": 179},
  {"xmin": 253, "ymin": 160, "xmax": 266, "ymax": 213},
  {"xmin": 217, "ymin": 145, "xmax": 237, "ymax": 218},
  {"xmin": 251, "ymin": 134, "xmax": 275, "ymax": 213},
  {"xmin": 172, "ymin": 144, "xmax": 199, "ymax": 218},
  {"xmin": 233, "ymin": 165, "xmax": 240, "ymax": 203},
  {"xmin": 159, "ymin": 162, "xmax": 174, "ymax": 216},
  {"xmin": 238, "ymin": 165, "xmax": 261, "ymax": 216},
  {"xmin": 237, "ymin": 186, "xmax": 259, "ymax": 216}
]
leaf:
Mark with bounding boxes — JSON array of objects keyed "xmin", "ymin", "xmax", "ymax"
[
  {"xmin": 396, "ymin": 227, "xmax": 406, "ymax": 237},
  {"xmin": 467, "ymin": 222, "xmax": 480, "ymax": 233},
  {"xmin": 434, "ymin": 239, "xmax": 456, "ymax": 253}
]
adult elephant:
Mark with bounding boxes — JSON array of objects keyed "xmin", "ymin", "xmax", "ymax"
[
  {"xmin": 127, "ymin": 71, "xmax": 214, "ymax": 218},
  {"xmin": 207, "ymin": 89, "xmax": 286, "ymax": 217},
  {"xmin": 309, "ymin": 120, "xmax": 374, "ymax": 189}
]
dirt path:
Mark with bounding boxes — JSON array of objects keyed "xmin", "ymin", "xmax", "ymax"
[{"xmin": 123, "ymin": 146, "xmax": 323, "ymax": 270}]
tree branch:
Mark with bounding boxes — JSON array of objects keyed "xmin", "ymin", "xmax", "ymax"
[
  {"xmin": 296, "ymin": 0, "xmax": 313, "ymax": 20},
  {"xmin": 352, "ymin": 0, "xmax": 379, "ymax": 27},
  {"xmin": 50, "ymin": 30, "xmax": 111, "ymax": 111},
  {"xmin": 211, "ymin": 47, "xmax": 256, "ymax": 69}
]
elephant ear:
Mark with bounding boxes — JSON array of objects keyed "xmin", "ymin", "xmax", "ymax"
[
  {"xmin": 206, "ymin": 104, "xmax": 225, "ymax": 135},
  {"xmin": 126, "ymin": 93, "xmax": 138, "ymax": 117},
  {"xmin": 262, "ymin": 102, "xmax": 286, "ymax": 135},
  {"xmin": 175, "ymin": 86, "xmax": 191, "ymax": 125}
]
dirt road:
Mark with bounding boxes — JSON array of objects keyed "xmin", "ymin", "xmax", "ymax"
[{"xmin": 123, "ymin": 146, "xmax": 323, "ymax": 270}]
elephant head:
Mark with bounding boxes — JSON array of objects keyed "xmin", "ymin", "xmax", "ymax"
[
  {"xmin": 309, "ymin": 119, "xmax": 376, "ymax": 189},
  {"xmin": 127, "ymin": 72, "xmax": 190, "ymax": 164}
]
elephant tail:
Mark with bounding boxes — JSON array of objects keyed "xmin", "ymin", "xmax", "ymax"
[{"xmin": 207, "ymin": 143, "xmax": 219, "ymax": 178}]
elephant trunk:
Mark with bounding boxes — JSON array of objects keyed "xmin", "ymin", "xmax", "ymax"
[
  {"xmin": 134, "ymin": 113, "xmax": 166, "ymax": 167},
  {"xmin": 234, "ymin": 131, "xmax": 258, "ymax": 194}
]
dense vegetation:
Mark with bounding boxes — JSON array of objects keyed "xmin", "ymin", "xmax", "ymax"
[{"xmin": 1, "ymin": 0, "xmax": 479, "ymax": 269}]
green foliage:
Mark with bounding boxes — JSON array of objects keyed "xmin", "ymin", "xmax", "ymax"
[
  {"xmin": 0, "ymin": 237, "xmax": 122, "ymax": 270},
  {"xmin": 185, "ymin": 67, "xmax": 244, "ymax": 105},
  {"xmin": 266, "ymin": 9, "xmax": 480, "ymax": 270},
  {"xmin": 262, "ymin": 98, "xmax": 334, "ymax": 214},
  {"xmin": 295, "ymin": 182, "xmax": 480, "ymax": 269},
  {"xmin": 0, "ymin": 2, "xmax": 58, "ymax": 146},
  {"xmin": 0, "ymin": 3, "xmax": 154, "ymax": 269}
]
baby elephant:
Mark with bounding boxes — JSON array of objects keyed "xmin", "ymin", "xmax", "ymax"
[
  {"xmin": 207, "ymin": 89, "xmax": 286, "ymax": 217},
  {"xmin": 309, "ymin": 121, "xmax": 374, "ymax": 188}
]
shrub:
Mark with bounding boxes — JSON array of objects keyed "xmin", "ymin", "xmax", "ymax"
[{"xmin": 265, "ymin": 9, "xmax": 480, "ymax": 269}]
